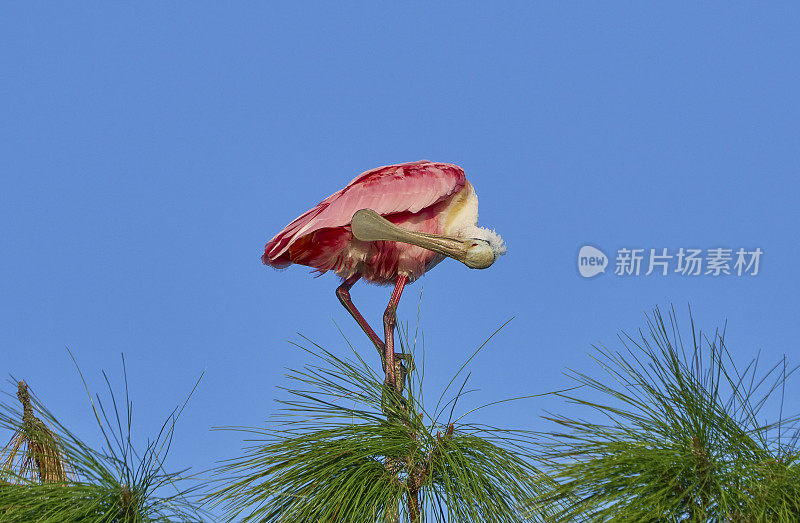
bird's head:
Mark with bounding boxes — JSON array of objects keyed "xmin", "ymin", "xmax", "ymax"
[
  {"xmin": 463, "ymin": 239, "xmax": 496, "ymax": 269},
  {"xmin": 462, "ymin": 225, "xmax": 505, "ymax": 269}
]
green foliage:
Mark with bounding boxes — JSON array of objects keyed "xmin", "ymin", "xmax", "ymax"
[
  {"xmin": 532, "ymin": 306, "xmax": 800, "ymax": 522},
  {"xmin": 0, "ymin": 354, "xmax": 206, "ymax": 522},
  {"xmin": 209, "ymin": 322, "xmax": 554, "ymax": 522},
  {"xmin": 6, "ymin": 306, "xmax": 796, "ymax": 522}
]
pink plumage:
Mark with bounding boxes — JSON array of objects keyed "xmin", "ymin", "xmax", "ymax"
[
  {"xmin": 262, "ymin": 160, "xmax": 504, "ymax": 391},
  {"xmin": 262, "ymin": 160, "xmax": 470, "ymax": 284}
]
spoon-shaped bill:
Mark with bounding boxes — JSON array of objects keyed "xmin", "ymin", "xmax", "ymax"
[{"xmin": 351, "ymin": 209, "xmax": 472, "ymax": 264}]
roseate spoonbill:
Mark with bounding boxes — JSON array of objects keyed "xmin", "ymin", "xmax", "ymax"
[{"xmin": 262, "ymin": 161, "xmax": 505, "ymax": 391}]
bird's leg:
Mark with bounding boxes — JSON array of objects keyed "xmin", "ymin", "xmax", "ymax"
[
  {"xmin": 336, "ymin": 275, "xmax": 387, "ymax": 368},
  {"xmin": 383, "ymin": 274, "xmax": 408, "ymax": 394}
]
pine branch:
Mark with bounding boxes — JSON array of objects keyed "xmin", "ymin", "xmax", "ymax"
[
  {"xmin": 0, "ymin": 355, "xmax": 207, "ymax": 521},
  {"xmin": 209, "ymin": 322, "xmax": 554, "ymax": 522},
  {"xmin": 531, "ymin": 305, "xmax": 800, "ymax": 521}
]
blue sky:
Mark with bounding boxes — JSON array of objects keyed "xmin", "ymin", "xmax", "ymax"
[{"xmin": 2, "ymin": 3, "xmax": 799, "ymax": 516}]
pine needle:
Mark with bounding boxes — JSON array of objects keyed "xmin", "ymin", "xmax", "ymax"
[
  {"xmin": 531, "ymin": 305, "xmax": 800, "ymax": 521},
  {"xmin": 208, "ymin": 323, "xmax": 556, "ymax": 522},
  {"xmin": 0, "ymin": 381, "xmax": 74, "ymax": 485}
]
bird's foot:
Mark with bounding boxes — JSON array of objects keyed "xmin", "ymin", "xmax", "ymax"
[
  {"xmin": 395, "ymin": 352, "xmax": 415, "ymax": 375},
  {"xmin": 392, "ymin": 353, "xmax": 415, "ymax": 395},
  {"xmin": 380, "ymin": 353, "xmax": 415, "ymax": 419}
]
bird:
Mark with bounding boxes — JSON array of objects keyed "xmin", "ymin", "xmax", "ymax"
[{"xmin": 262, "ymin": 160, "xmax": 505, "ymax": 392}]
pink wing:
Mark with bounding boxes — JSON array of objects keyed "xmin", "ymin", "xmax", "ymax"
[{"xmin": 263, "ymin": 161, "xmax": 466, "ymax": 268}]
